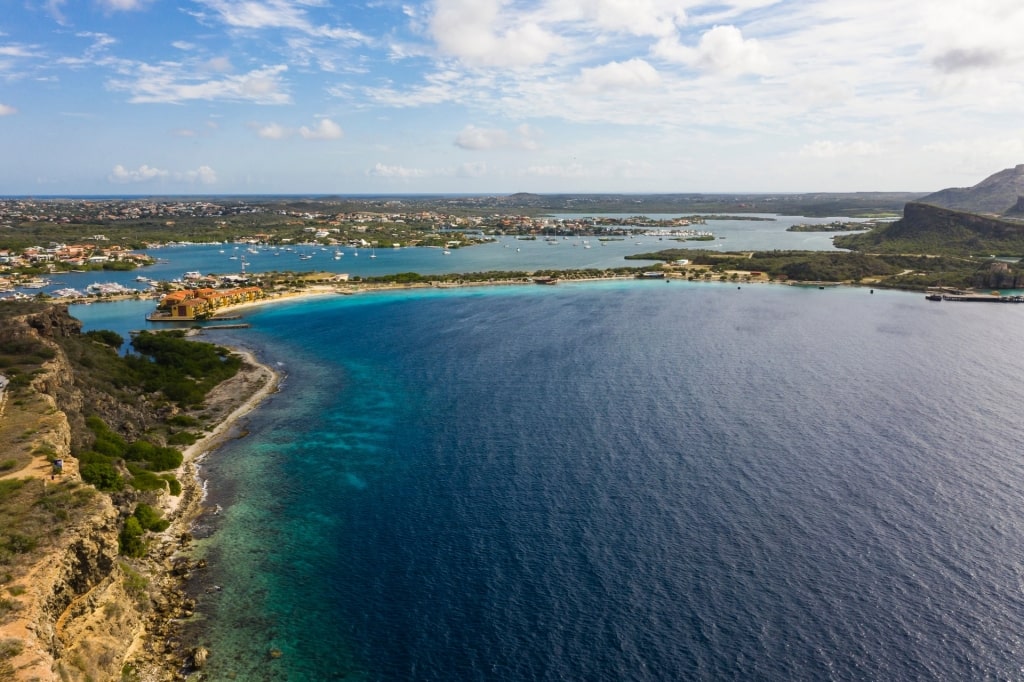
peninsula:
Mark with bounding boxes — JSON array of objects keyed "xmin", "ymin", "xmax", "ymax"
[{"xmin": 0, "ymin": 301, "xmax": 278, "ymax": 679}]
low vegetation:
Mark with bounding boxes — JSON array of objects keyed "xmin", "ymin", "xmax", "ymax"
[
  {"xmin": 627, "ymin": 248, "xmax": 1024, "ymax": 290},
  {"xmin": 0, "ymin": 306, "xmax": 242, "ymax": 570}
]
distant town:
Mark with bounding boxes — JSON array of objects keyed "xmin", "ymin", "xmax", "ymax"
[{"xmin": 0, "ymin": 197, "xmax": 718, "ymax": 296}]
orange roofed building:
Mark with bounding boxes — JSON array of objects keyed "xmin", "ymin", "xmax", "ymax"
[{"xmin": 154, "ymin": 286, "xmax": 264, "ymax": 320}]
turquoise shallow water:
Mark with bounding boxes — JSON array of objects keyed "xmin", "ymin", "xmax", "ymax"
[{"xmin": 99, "ymin": 280, "xmax": 1024, "ymax": 681}]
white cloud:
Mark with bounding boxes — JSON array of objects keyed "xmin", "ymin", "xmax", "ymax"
[
  {"xmin": 799, "ymin": 140, "xmax": 884, "ymax": 159},
  {"xmin": 0, "ymin": 45, "xmax": 40, "ymax": 58},
  {"xmin": 368, "ymin": 163, "xmax": 428, "ymax": 178},
  {"xmin": 110, "ymin": 64, "xmax": 290, "ymax": 104},
  {"xmin": 109, "ymin": 163, "xmax": 217, "ymax": 184},
  {"xmin": 579, "ymin": 58, "xmax": 660, "ymax": 92},
  {"xmin": 109, "ymin": 164, "xmax": 169, "ymax": 183},
  {"xmin": 454, "ymin": 124, "xmax": 539, "ymax": 150},
  {"xmin": 430, "ymin": 0, "xmax": 561, "ymax": 67},
  {"xmin": 172, "ymin": 41, "xmax": 196, "ymax": 51},
  {"xmin": 255, "ymin": 118, "xmax": 343, "ymax": 140},
  {"xmin": 195, "ymin": 0, "xmax": 369, "ymax": 43},
  {"xmin": 0, "ymin": 104, "xmax": 16, "ymax": 116},
  {"xmin": 202, "ymin": 56, "xmax": 234, "ymax": 73},
  {"xmin": 300, "ymin": 118, "xmax": 343, "ymax": 140},
  {"xmin": 99, "ymin": 0, "xmax": 148, "ymax": 11},
  {"xmin": 655, "ymin": 25, "xmax": 768, "ymax": 76},
  {"xmin": 544, "ymin": 0, "xmax": 686, "ymax": 38},
  {"xmin": 257, "ymin": 122, "xmax": 289, "ymax": 139},
  {"xmin": 177, "ymin": 165, "xmax": 218, "ymax": 184}
]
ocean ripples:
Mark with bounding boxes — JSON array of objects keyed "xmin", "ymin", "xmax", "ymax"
[{"xmin": 185, "ymin": 284, "xmax": 1024, "ymax": 680}]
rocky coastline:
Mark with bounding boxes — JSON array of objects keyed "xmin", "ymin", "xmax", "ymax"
[{"xmin": 0, "ymin": 304, "xmax": 278, "ymax": 680}]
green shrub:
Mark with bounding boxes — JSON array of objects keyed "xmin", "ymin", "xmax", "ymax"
[
  {"xmin": 0, "ymin": 480, "xmax": 26, "ymax": 502},
  {"xmin": 161, "ymin": 475, "xmax": 182, "ymax": 496},
  {"xmin": 1, "ymin": 533, "xmax": 37, "ymax": 554},
  {"xmin": 133, "ymin": 504, "xmax": 169, "ymax": 533},
  {"xmin": 125, "ymin": 466, "xmax": 166, "ymax": 492},
  {"xmin": 80, "ymin": 462, "xmax": 124, "ymax": 491},
  {"xmin": 119, "ymin": 517, "xmax": 145, "ymax": 557},
  {"xmin": 167, "ymin": 415, "xmax": 201, "ymax": 427},
  {"xmin": 119, "ymin": 563, "xmax": 149, "ymax": 603},
  {"xmin": 167, "ymin": 431, "xmax": 197, "ymax": 446},
  {"xmin": 145, "ymin": 446, "xmax": 182, "ymax": 472},
  {"xmin": 84, "ymin": 329, "xmax": 125, "ymax": 349},
  {"xmin": 124, "ymin": 440, "xmax": 156, "ymax": 462}
]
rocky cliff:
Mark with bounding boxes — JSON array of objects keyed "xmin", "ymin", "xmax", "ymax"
[{"xmin": 0, "ymin": 305, "xmax": 150, "ymax": 681}]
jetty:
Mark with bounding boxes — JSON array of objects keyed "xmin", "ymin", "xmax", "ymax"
[{"xmin": 925, "ymin": 288, "xmax": 1024, "ymax": 303}]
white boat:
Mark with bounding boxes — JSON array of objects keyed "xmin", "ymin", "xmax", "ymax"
[{"xmin": 85, "ymin": 282, "xmax": 133, "ymax": 295}]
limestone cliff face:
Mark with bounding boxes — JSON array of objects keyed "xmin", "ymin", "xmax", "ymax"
[{"xmin": 0, "ymin": 306, "xmax": 148, "ymax": 681}]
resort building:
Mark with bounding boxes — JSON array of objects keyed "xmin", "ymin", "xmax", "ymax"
[{"xmin": 155, "ymin": 286, "xmax": 264, "ymax": 320}]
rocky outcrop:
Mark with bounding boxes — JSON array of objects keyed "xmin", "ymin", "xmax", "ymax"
[
  {"xmin": 1005, "ymin": 195, "xmax": 1024, "ymax": 218},
  {"xmin": 0, "ymin": 306, "xmax": 150, "ymax": 680},
  {"xmin": 889, "ymin": 202, "xmax": 1024, "ymax": 240},
  {"xmin": 920, "ymin": 164, "xmax": 1024, "ymax": 215}
]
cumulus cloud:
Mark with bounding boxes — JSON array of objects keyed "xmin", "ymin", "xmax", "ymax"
[
  {"xmin": 109, "ymin": 164, "xmax": 169, "ymax": 183},
  {"xmin": 109, "ymin": 163, "xmax": 217, "ymax": 184},
  {"xmin": 454, "ymin": 124, "xmax": 539, "ymax": 150},
  {"xmin": 110, "ymin": 64, "xmax": 290, "ymax": 104},
  {"xmin": 0, "ymin": 104, "xmax": 16, "ymax": 116},
  {"xmin": 254, "ymin": 118, "xmax": 343, "ymax": 140},
  {"xmin": 300, "ymin": 118, "xmax": 343, "ymax": 140},
  {"xmin": 368, "ymin": 163, "xmax": 427, "ymax": 178},
  {"xmin": 799, "ymin": 140, "xmax": 884, "ymax": 159},
  {"xmin": 257, "ymin": 122, "xmax": 289, "ymax": 139},
  {"xmin": 579, "ymin": 58, "xmax": 660, "ymax": 92},
  {"xmin": 177, "ymin": 165, "xmax": 217, "ymax": 184},
  {"xmin": 654, "ymin": 25, "xmax": 768, "ymax": 76},
  {"xmin": 430, "ymin": 0, "xmax": 561, "ymax": 67}
]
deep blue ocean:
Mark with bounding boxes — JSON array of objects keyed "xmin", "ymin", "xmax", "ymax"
[{"xmin": 69, "ymin": 280, "xmax": 1024, "ymax": 681}]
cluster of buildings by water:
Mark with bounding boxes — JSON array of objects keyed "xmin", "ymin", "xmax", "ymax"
[{"xmin": 150, "ymin": 286, "xmax": 266, "ymax": 320}]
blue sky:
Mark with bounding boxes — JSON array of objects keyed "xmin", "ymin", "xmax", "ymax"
[{"xmin": 2, "ymin": 0, "xmax": 1023, "ymax": 195}]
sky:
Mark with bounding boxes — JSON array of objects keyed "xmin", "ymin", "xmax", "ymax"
[{"xmin": 1, "ymin": 0, "xmax": 1023, "ymax": 195}]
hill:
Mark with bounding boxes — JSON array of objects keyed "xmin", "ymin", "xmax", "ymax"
[
  {"xmin": 835, "ymin": 202, "xmax": 1024, "ymax": 255},
  {"xmin": 919, "ymin": 164, "xmax": 1024, "ymax": 215}
]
